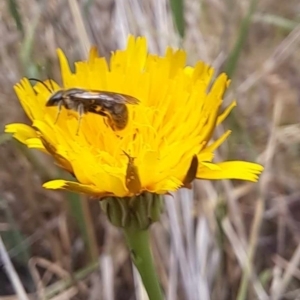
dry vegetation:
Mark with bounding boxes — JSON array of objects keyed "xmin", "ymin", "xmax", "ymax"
[{"xmin": 0, "ymin": 0, "xmax": 300, "ymax": 299}]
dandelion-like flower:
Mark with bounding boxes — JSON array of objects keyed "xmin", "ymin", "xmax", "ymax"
[{"xmin": 5, "ymin": 36, "xmax": 263, "ymax": 199}]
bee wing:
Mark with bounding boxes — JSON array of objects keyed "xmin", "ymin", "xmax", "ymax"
[
  {"xmin": 101, "ymin": 92, "xmax": 140, "ymax": 104},
  {"xmin": 72, "ymin": 90, "xmax": 139, "ymax": 105}
]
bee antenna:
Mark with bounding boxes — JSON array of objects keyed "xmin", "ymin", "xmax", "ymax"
[
  {"xmin": 122, "ymin": 150, "xmax": 135, "ymax": 160},
  {"xmin": 49, "ymin": 78, "xmax": 55, "ymax": 91},
  {"xmin": 122, "ymin": 150, "xmax": 130, "ymax": 158},
  {"xmin": 46, "ymin": 73, "xmax": 55, "ymax": 91},
  {"xmin": 28, "ymin": 78, "xmax": 53, "ymax": 93}
]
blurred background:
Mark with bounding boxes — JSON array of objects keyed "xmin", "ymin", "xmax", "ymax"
[{"xmin": 1, "ymin": 0, "xmax": 300, "ymax": 299}]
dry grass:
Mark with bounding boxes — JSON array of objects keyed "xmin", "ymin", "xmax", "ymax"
[{"xmin": 0, "ymin": 0, "xmax": 300, "ymax": 299}]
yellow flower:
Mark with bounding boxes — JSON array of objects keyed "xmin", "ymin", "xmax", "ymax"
[{"xmin": 5, "ymin": 36, "xmax": 263, "ymax": 198}]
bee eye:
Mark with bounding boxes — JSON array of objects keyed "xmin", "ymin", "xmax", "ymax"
[
  {"xmin": 52, "ymin": 91, "xmax": 63, "ymax": 99},
  {"xmin": 46, "ymin": 91, "xmax": 63, "ymax": 106}
]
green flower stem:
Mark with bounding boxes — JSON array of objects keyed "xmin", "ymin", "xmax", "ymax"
[
  {"xmin": 123, "ymin": 227, "xmax": 163, "ymax": 300},
  {"xmin": 101, "ymin": 194, "xmax": 164, "ymax": 299}
]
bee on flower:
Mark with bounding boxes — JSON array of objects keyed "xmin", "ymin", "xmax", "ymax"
[{"xmin": 5, "ymin": 36, "xmax": 263, "ymax": 199}]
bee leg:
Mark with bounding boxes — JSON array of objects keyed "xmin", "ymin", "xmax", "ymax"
[
  {"xmin": 76, "ymin": 103, "xmax": 85, "ymax": 135},
  {"xmin": 54, "ymin": 101, "xmax": 63, "ymax": 124},
  {"xmin": 103, "ymin": 117, "xmax": 109, "ymax": 128}
]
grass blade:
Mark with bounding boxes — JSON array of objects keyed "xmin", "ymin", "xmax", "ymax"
[
  {"xmin": 170, "ymin": 0, "xmax": 185, "ymax": 39},
  {"xmin": 7, "ymin": 0, "xmax": 24, "ymax": 35},
  {"xmin": 253, "ymin": 13, "xmax": 298, "ymax": 31},
  {"xmin": 0, "ymin": 236, "xmax": 29, "ymax": 300},
  {"xmin": 224, "ymin": 0, "xmax": 258, "ymax": 79},
  {"xmin": 0, "ymin": 198, "xmax": 30, "ymax": 264},
  {"xmin": 67, "ymin": 192, "xmax": 98, "ymax": 263}
]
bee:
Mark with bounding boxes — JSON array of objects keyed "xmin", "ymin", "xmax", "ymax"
[{"xmin": 29, "ymin": 79, "xmax": 139, "ymax": 134}]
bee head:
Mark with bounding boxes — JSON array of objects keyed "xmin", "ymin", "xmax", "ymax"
[{"xmin": 46, "ymin": 90, "xmax": 65, "ymax": 107}]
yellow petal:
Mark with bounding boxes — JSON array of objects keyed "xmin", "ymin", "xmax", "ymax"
[
  {"xmin": 203, "ymin": 130, "xmax": 231, "ymax": 153},
  {"xmin": 5, "ymin": 123, "xmax": 37, "ymax": 144},
  {"xmin": 88, "ymin": 46, "xmax": 99, "ymax": 62},
  {"xmin": 197, "ymin": 161, "xmax": 264, "ymax": 182},
  {"xmin": 43, "ymin": 180, "xmax": 113, "ymax": 198},
  {"xmin": 217, "ymin": 101, "xmax": 237, "ymax": 125},
  {"xmin": 14, "ymin": 79, "xmax": 37, "ymax": 120},
  {"xmin": 38, "ymin": 135, "xmax": 74, "ymax": 174},
  {"xmin": 57, "ymin": 49, "xmax": 74, "ymax": 87},
  {"xmin": 26, "ymin": 138, "xmax": 45, "ymax": 149}
]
